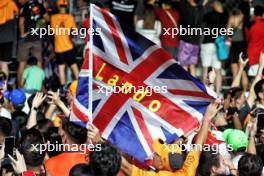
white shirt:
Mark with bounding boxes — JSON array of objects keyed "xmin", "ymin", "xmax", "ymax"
[
  {"xmin": 136, "ymin": 20, "xmax": 161, "ymax": 46},
  {"xmin": 0, "ymin": 107, "xmax": 11, "ymax": 119}
]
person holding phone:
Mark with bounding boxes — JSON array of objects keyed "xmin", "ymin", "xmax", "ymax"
[{"xmin": 0, "ymin": 143, "xmax": 35, "ymax": 176}]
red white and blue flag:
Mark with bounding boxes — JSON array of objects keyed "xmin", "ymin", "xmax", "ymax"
[{"xmin": 71, "ymin": 4, "xmax": 216, "ymax": 162}]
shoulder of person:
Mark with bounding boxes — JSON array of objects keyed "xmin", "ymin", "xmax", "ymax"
[
  {"xmin": 9, "ymin": 0, "xmax": 18, "ymax": 8},
  {"xmin": 23, "ymin": 66, "xmax": 30, "ymax": 72}
]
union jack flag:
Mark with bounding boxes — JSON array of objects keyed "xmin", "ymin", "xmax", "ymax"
[{"xmin": 71, "ymin": 4, "xmax": 216, "ymax": 163}]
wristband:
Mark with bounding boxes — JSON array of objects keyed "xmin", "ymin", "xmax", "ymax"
[{"xmin": 32, "ymin": 107, "xmax": 39, "ymax": 111}]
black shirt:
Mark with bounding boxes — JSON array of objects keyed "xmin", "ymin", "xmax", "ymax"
[
  {"xmin": 202, "ymin": 10, "xmax": 228, "ymax": 43},
  {"xmin": 174, "ymin": 0, "xmax": 207, "ymax": 45},
  {"xmin": 20, "ymin": 0, "xmax": 46, "ymax": 41},
  {"xmin": 0, "ymin": 19, "xmax": 17, "ymax": 43},
  {"xmin": 109, "ymin": 0, "xmax": 138, "ymax": 29}
]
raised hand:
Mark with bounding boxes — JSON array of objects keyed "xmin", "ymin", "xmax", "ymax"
[
  {"xmin": 238, "ymin": 52, "xmax": 248, "ymax": 69},
  {"xmin": 47, "ymin": 89, "xmax": 61, "ymax": 105},
  {"xmin": 32, "ymin": 92, "xmax": 47, "ymax": 109},
  {"xmin": 8, "ymin": 150, "xmax": 27, "ymax": 174},
  {"xmin": 204, "ymin": 101, "xmax": 221, "ymax": 121},
  {"xmin": 87, "ymin": 123, "xmax": 102, "ymax": 144}
]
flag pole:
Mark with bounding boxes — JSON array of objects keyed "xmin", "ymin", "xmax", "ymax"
[{"xmin": 88, "ymin": 4, "xmax": 94, "ymax": 123}]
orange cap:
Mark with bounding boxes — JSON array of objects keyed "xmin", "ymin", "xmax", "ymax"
[
  {"xmin": 68, "ymin": 80, "xmax": 78, "ymax": 97},
  {"xmin": 152, "ymin": 138, "xmax": 183, "ymax": 171}
]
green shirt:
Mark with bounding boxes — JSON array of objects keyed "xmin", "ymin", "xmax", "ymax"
[{"xmin": 23, "ymin": 66, "xmax": 45, "ymax": 91}]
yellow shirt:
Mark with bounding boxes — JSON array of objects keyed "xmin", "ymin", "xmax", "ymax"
[
  {"xmin": 0, "ymin": 0, "xmax": 18, "ymax": 25},
  {"xmin": 51, "ymin": 14, "xmax": 77, "ymax": 53},
  {"xmin": 132, "ymin": 151, "xmax": 199, "ymax": 176}
]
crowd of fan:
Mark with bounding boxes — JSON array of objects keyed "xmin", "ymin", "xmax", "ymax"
[{"xmin": 0, "ymin": 0, "xmax": 264, "ymax": 175}]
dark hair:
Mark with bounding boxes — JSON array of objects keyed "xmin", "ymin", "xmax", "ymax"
[
  {"xmin": 196, "ymin": 151, "xmax": 220, "ymax": 176},
  {"xmin": 27, "ymin": 56, "xmax": 38, "ymax": 66},
  {"xmin": 142, "ymin": 5, "xmax": 156, "ymax": 30},
  {"xmin": 238, "ymin": 153, "xmax": 263, "ymax": 176},
  {"xmin": 161, "ymin": 0, "xmax": 172, "ymax": 6},
  {"xmin": 254, "ymin": 80, "xmax": 264, "ymax": 101},
  {"xmin": 12, "ymin": 110, "xmax": 28, "ymax": 131},
  {"xmin": 236, "ymin": 147, "xmax": 247, "ymax": 153},
  {"xmin": 28, "ymin": 93, "xmax": 48, "ymax": 113},
  {"xmin": 0, "ymin": 117, "xmax": 12, "ymax": 137},
  {"xmin": 229, "ymin": 87, "xmax": 244, "ymax": 100},
  {"xmin": 14, "ymin": 104, "xmax": 25, "ymax": 111},
  {"xmin": 94, "ymin": 2, "xmax": 104, "ymax": 8},
  {"xmin": 62, "ymin": 121, "xmax": 87, "ymax": 144},
  {"xmin": 34, "ymin": 119, "xmax": 53, "ymax": 141},
  {"xmin": 231, "ymin": 8, "xmax": 242, "ymax": 16},
  {"xmin": 254, "ymin": 6, "xmax": 264, "ymax": 17},
  {"xmin": 0, "ymin": 93, "xmax": 4, "ymax": 105},
  {"xmin": 70, "ymin": 164, "xmax": 94, "ymax": 176},
  {"xmin": 89, "ymin": 142, "xmax": 121, "ymax": 176},
  {"xmin": 20, "ymin": 128, "xmax": 45, "ymax": 167},
  {"xmin": 43, "ymin": 127, "xmax": 62, "ymax": 157},
  {"xmin": 27, "ymin": 93, "xmax": 36, "ymax": 109}
]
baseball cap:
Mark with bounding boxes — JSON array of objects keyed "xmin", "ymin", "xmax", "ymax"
[
  {"xmin": 68, "ymin": 80, "xmax": 78, "ymax": 97},
  {"xmin": 152, "ymin": 138, "xmax": 184, "ymax": 171},
  {"xmin": 223, "ymin": 129, "xmax": 248, "ymax": 152},
  {"xmin": 5, "ymin": 89, "xmax": 26, "ymax": 106}
]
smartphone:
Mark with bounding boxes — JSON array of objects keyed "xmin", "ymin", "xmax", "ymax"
[
  {"xmin": 227, "ymin": 107, "xmax": 238, "ymax": 115},
  {"xmin": 257, "ymin": 113, "xmax": 264, "ymax": 135},
  {"xmin": 4, "ymin": 136, "xmax": 15, "ymax": 158}
]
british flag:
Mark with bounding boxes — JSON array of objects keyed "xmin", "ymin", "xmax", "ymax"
[{"xmin": 71, "ymin": 4, "xmax": 216, "ymax": 163}]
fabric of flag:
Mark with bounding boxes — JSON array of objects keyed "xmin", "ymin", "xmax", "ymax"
[
  {"xmin": 71, "ymin": 4, "xmax": 217, "ymax": 163},
  {"xmin": 70, "ymin": 46, "xmax": 92, "ymax": 128}
]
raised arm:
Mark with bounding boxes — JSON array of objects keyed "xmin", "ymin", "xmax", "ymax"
[
  {"xmin": 232, "ymin": 112, "xmax": 243, "ymax": 130},
  {"xmin": 247, "ymin": 53, "xmax": 264, "ymax": 108},
  {"xmin": 246, "ymin": 117, "xmax": 257, "ymax": 154},
  {"xmin": 47, "ymin": 90, "xmax": 70, "ymax": 117},
  {"xmin": 194, "ymin": 102, "xmax": 220, "ymax": 156},
  {"xmin": 231, "ymin": 53, "xmax": 248, "ymax": 88},
  {"xmin": 27, "ymin": 92, "xmax": 46, "ymax": 129}
]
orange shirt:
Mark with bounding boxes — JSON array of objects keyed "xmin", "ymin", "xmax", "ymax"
[
  {"xmin": 44, "ymin": 152, "xmax": 87, "ymax": 176},
  {"xmin": 132, "ymin": 150, "xmax": 199, "ymax": 176},
  {"xmin": 0, "ymin": 0, "xmax": 18, "ymax": 25},
  {"xmin": 51, "ymin": 14, "xmax": 77, "ymax": 53}
]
